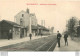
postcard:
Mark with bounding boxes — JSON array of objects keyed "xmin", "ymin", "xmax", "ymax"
[{"xmin": 0, "ymin": 0, "xmax": 80, "ymax": 51}]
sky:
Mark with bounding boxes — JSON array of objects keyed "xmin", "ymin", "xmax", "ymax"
[
  {"xmin": 0, "ymin": 0, "xmax": 80, "ymax": 33},
  {"xmin": 8, "ymin": 52, "xmax": 75, "ymax": 56}
]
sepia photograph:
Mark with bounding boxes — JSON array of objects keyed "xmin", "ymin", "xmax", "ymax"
[{"xmin": 0, "ymin": 0, "xmax": 80, "ymax": 51}]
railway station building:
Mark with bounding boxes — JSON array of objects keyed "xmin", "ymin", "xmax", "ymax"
[
  {"xmin": 14, "ymin": 8, "xmax": 50, "ymax": 37},
  {"xmin": 0, "ymin": 20, "xmax": 21, "ymax": 39},
  {"xmin": 14, "ymin": 8, "xmax": 38, "ymax": 36}
]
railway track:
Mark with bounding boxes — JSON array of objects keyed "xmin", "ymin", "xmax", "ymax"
[
  {"xmin": 35, "ymin": 38, "xmax": 57, "ymax": 51},
  {"xmin": 0, "ymin": 35, "xmax": 57, "ymax": 51}
]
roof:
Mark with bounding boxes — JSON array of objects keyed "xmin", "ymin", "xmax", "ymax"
[
  {"xmin": 1, "ymin": 20, "xmax": 21, "ymax": 27},
  {"xmin": 37, "ymin": 24, "xmax": 49, "ymax": 31},
  {"xmin": 27, "ymin": 25, "xmax": 38, "ymax": 29},
  {"xmin": 31, "ymin": 25, "xmax": 38, "ymax": 29},
  {"xmin": 37, "ymin": 24, "xmax": 44, "ymax": 29},
  {"xmin": 14, "ymin": 10, "xmax": 27, "ymax": 18}
]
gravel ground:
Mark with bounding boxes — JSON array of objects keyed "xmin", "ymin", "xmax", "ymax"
[{"xmin": 73, "ymin": 37, "xmax": 80, "ymax": 42}]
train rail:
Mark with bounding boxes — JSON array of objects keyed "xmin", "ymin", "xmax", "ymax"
[
  {"xmin": 35, "ymin": 38, "xmax": 57, "ymax": 51},
  {"xmin": 0, "ymin": 35, "xmax": 57, "ymax": 51}
]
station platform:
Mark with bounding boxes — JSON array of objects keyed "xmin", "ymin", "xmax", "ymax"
[{"xmin": 54, "ymin": 36, "xmax": 80, "ymax": 51}]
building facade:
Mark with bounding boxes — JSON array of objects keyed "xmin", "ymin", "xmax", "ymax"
[
  {"xmin": 0, "ymin": 20, "xmax": 21, "ymax": 39},
  {"xmin": 14, "ymin": 8, "xmax": 37, "ymax": 36},
  {"xmin": 37, "ymin": 24, "xmax": 50, "ymax": 35}
]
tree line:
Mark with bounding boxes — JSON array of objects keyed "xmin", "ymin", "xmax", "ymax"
[{"xmin": 66, "ymin": 17, "xmax": 80, "ymax": 39}]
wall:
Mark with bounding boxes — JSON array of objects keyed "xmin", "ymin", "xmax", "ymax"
[
  {"xmin": 0, "ymin": 21, "xmax": 13, "ymax": 39},
  {"xmin": 15, "ymin": 10, "xmax": 30, "ymax": 27},
  {"xmin": 15, "ymin": 11, "xmax": 38, "ymax": 27},
  {"xmin": 12, "ymin": 27, "xmax": 20, "ymax": 39},
  {"xmin": 31, "ymin": 15, "xmax": 37, "ymax": 26},
  {"xmin": 15, "ymin": 10, "xmax": 38, "ymax": 37}
]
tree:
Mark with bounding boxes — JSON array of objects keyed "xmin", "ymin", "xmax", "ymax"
[
  {"xmin": 77, "ymin": 26, "xmax": 80, "ymax": 37},
  {"xmin": 67, "ymin": 17, "xmax": 77, "ymax": 39},
  {"xmin": 79, "ymin": 20, "xmax": 80, "ymax": 25},
  {"xmin": 77, "ymin": 20, "xmax": 80, "ymax": 37}
]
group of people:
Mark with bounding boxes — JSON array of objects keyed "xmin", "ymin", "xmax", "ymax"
[
  {"xmin": 29, "ymin": 31, "xmax": 68, "ymax": 47},
  {"xmin": 57, "ymin": 31, "xmax": 68, "ymax": 47}
]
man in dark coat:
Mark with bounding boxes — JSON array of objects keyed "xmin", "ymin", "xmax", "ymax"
[
  {"xmin": 8, "ymin": 29, "xmax": 12, "ymax": 40},
  {"xmin": 57, "ymin": 31, "xmax": 62, "ymax": 47},
  {"xmin": 29, "ymin": 33, "xmax": 32, "ymax": 40},
  {"xmin": 64, "ymin": 33, "xmax": 68, "ymax": 46}
]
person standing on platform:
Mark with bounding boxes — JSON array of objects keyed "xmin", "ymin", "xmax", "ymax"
[
  {"xmin": 57, "ymin": 31, "xmax": 62, "ymax": 47},
  {"xmin": 29, "ymin": 33, "xmax": 32, "ymax": 40},
  {"xmin": 64, "ymin": 32, "xmax": 68, "ymax": 46}
]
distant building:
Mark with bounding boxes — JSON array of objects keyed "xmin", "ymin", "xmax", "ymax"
[
  {"xmin": 14, "ymin": 8, "xmax": 37, "ymax": 36},
  {"xmin": 37, "ymin": 24, "xmax": 50, "ymax": 35},
  {"xmin": 0, "ymin": 20, "xmax": 21, "ymax": 39},
  {"xmin": 50, "ymin": 27, "xmax": 54, "ymax": 34}
]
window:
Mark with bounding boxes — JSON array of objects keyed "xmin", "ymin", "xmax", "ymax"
[{"xmin": 22, "ymin": 14, "xmax": 24, "ymax": 17}]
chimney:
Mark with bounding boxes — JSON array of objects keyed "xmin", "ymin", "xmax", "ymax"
[
  {"xmin": 44, "ymin": 20, "xmax": 45, "ymax": 27},
  {"xmin": 41, "ymin": 20, "xmax": 43, "ymax": 26},
  {"xmin": 26, "ymin": 8, "xmax": 29, "ymax": 14}
]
